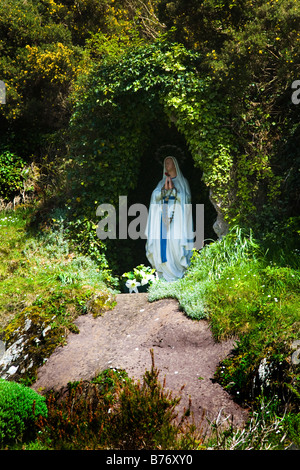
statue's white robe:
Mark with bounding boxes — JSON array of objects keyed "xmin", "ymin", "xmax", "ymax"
[{"xmin": 145, "ymin": 157, "xmax": 194, "ymax": 282}]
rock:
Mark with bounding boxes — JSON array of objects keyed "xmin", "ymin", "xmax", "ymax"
[
  {"xmin": 32, "ymin": 294, "xmax": 249, "ymax": 431},
  {"xmin": 7, "ymin": 365, "xmax": 19, "ymax": 375},
  {"xmin": 0, "ymin": 306, "xmax": 61, "ymax": 382},
  {"xmin": 209, "ymin": 189, "xmax": 229, "ymax": 239},
  {"xmin": 0, "ymin": 337, "xmax": 25, "ymax": 379},
  {"xmin": 0, "ymin": 340, "xmax": 5, "ymax": 360}
]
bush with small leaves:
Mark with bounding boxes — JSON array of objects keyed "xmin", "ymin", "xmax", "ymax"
[{"xmin": 0, "ymin": 379, "xmax": 48, "ymax": 445}]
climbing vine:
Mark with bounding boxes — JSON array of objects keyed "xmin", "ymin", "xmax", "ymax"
[{"xmin": 67, "ymin": 36, "xmax": 285, "ymax": 234}]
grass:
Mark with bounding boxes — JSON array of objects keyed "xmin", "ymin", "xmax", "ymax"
[
  {"xmin": 0, "ymin": 206, "xmax": 116, "ymax": 329},
  {"xmin": 148, "ymin": 227, "xmax": 299, "ymax": 341},
  {"xmin": 0, "ymin": 210, "xmax": 299, "ymax": 449},
  {"xmin": 206, "ymin": 395, "xmax": 289, "ymax": 450},
  {"xmin": 0, "ymin": 205, "xmax": 118, "ymax": 384},
  {"xmin": 148, "ymin": 226, "xmax": 300, "ymax": 438},
  {"xmin": 148, "ymin": 227, "xmax": 264, "ymax": 319}
]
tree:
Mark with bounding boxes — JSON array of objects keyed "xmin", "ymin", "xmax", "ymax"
[{"xmin": 156, "ymin": 0, "xmax": 300, "ymax": 230}]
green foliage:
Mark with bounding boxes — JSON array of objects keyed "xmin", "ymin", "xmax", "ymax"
[
  {"xmin": 148, "ymin": 226, "xmax": 261, "ymax": 319},
  {"xmin": 1, "ymin": 0, "xmax": 299, "ymax": 236},
  {"xmin": 64, "ymin": 216, "xmax": 108, "ymax": 267},
  {"xmin": 206, "ymin": 250, "xmax": 299, "ymax": 408},
  {"xmin": 157, "ymin": 0, "xmax": 300, "ymax": 228},
  {"xmin": 253, "ymin": 210, "xmax": 300, "ymax": 269},
  {"xmin": 34, "ymin": 0, "xmax": 108, "ymax": 47},
  {"xmin": 158, "ymin": 0, "xmax": 300, "ymax": 92},
  {"xmin": 284, "ymin": 412, "xmax": 300, "ymax": 448},
  {"xmin": 0, "ymin": 149, "xmax": 26, "ymax": 201},
  {"xmin": 0, "ymin": 0, "xmax": 162, "ymax": 159},
  {"xmin": 67, "ymin": 21, "xmax": 295, "ymax": 242},
  {"xmin": 149, "ymin": 227, "xmax": 300, "ymax": 412},
  {"xmin": 36, "ymin": 357, "xmax": 198, "ymax": 450},
  {"xmin": 0, "ymin": 0, "xmax": 85, "ymax": 159},
  {"xmin": 0, "ymin": 207, "xmax": 115, "ymax": 325},
  {"xmin": 92, "ymin": 368, "xmax": 130, "ymax": 398},
  {"xmin": 66, "ymin": 36, "xmax": 237, "ymax": 243},
  {"xmin": 0, "ymin": 207, "xmax": 118, "ymax": 383},
  {"xmin": 47, "ymin": 209, "xmax": 119, "ymax": 286},
  {"xmin": 0, "ymin": 379, "xmax": 48, "ymax": 445}
]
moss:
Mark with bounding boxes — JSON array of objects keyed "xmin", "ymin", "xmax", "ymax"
[
  {"xmin": 86, "ymin": 291, "xmax": 117, "ymax": 318},
  {"xmin": 0, "ymin": 304, "xmax": 65, "ymax": 385},
  {"xmin": 215, "ymin": 339, "xmax": 300, "ymax": 413},
  {"xmin": 0, "ymin": 378, "xmax": 48, "ymax": 444},
  {"xmin": 0, "ymin": 288, "xmax": 116, "ymax": 385}
]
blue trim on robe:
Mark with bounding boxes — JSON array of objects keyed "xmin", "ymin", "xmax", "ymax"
[{"xmin": 160, "ymin": 195, "xmax": 175, "ymax": 263}]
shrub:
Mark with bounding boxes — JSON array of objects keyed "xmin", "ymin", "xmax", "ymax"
[
  {"xmin": 106, "ymin": 362, "xmax": 182, "ymax": 450},
  {"xmin": 0, "ymin": 379, "xmax": 48, "ymax": 445},
  {"xmin": 148, "ymin": 226, "xmax": 261, "ymax": 319},
  {"xmin": 0, "ymin": 150, "xmax": 25, "ymax": 201},
  {"xmin": 284, "ymin": 412, "xmax": 300, "ymax": 448},
  {"xmin": 37, "ymin": 355, "xmax": 199, "ymax": 450}
]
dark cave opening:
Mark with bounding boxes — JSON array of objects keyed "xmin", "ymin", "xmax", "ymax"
[{"xmin": 114, "ymin": 119, "xmax": 218, "ymax": 276}]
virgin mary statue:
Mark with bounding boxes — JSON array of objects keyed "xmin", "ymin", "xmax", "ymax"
[{"xmin": 145, "ymin": 156, "xmax": 194, "ymax": 282}]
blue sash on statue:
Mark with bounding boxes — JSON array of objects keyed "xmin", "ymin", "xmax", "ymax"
[{"xmin": 160, "ymin": 196, "xmax": 175, "ymax": 263}]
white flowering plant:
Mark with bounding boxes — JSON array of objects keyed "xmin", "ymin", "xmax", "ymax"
[{"xmin": 122, "ymin": 264, "xmax": 157, "ymax": 293}]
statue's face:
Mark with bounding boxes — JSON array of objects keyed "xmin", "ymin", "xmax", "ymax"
[{"xmin": 165, "ymin": 157, "xmax": 176, "ymax": 173}]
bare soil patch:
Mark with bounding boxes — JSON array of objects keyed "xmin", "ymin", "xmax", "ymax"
[{"xmin": 32, "ymin": 293, "xmax": 248, "ymax": 429}]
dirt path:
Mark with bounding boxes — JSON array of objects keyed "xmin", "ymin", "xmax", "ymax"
[{"xmin": 32, "ymin": 293, "xmax": 248, "ymax": 429}]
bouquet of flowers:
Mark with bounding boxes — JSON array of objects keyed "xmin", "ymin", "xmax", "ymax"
[{"xmin": 122, "ymin": 264, "xmax": 157, "ymax": 293}]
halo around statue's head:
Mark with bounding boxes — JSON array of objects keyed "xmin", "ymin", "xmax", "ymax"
[{"xmin": 155, "ymin": 145, "xmax": 186, "ymax": 166}]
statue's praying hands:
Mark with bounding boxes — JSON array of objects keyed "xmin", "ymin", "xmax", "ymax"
[{"xmin": 164, "ymin": 174, "xmax": 174, "ymax": 189}]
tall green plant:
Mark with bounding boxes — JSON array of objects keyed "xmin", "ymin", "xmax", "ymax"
[
  {"xmin": 0, "ymin": 149, "xmax": 25, "ymax": 201},
  {"xmin": 37, "ymin": 356, "xmax": 198, "ymax": 450}
]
